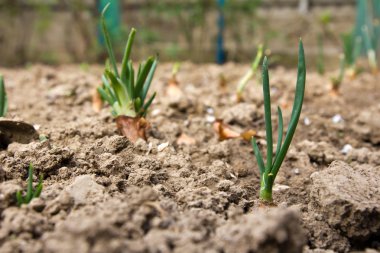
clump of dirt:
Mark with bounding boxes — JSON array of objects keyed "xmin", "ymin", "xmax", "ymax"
[{"xmin": 0, "ymin": 64, "xmax": 379, "ymax": 253}]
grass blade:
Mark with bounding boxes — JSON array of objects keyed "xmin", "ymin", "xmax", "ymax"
[
  {"xmin": 16, "ymin": 191, "xmax": 23, "ymax": 206},
  {"xmin": 101, "ymin": 3, "xmax": 119, "ymax": 78},
  {"xmin": 251, "ymin": 138, "xmax": 265, "ymax": 177},
  {"xmin": 25, "ymin": 164, "xmax": 34, "ymax": 203},
  {"xmin": 262, "ymin": 56, "xmax": 273, "ymax": 172},
  {"xmin": 33, "ymin": 175, "xmax": 43, "ymax": 198}
]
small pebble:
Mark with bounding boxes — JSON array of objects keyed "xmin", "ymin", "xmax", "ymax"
[
  {"xmin": 304, "ymin": 117, "xmax": 311, "ymax": 126},
  {"xmin": 157, "ymin": 142, "xmax": 169, "ymax": 152},
  {"xmin": 341, "ymin": 144, "xmax": 353, "ymax": 155},
  {"xmin": 293, "ymin": 168, "xmax": 300, "ymax": 175},
  {"xmin": 206, "ymin": 107, "xmax": 214, "ymax": 114},
  {"xmin": 151, "ymin": 109, "xmax": 161, "ymax": 117},
  {"xmin": 206, "ymin": 115, "xmax": 215, "ymax": 123},
  {"xmin": 273, "ymin": 184, "xmax": 290, "ymax": 192},
  {"xmin": 332, "ymin": 114, "xmax": 343, "ymax": 123}
]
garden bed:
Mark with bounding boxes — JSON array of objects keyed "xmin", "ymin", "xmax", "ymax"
[{"xmin": 0, "ymin": 63, "xmax": 379, "ymax": 252}]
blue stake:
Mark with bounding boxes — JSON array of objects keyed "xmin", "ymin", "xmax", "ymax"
[{"xmin": 216, "ymin": 0, "xmax": 226, "ymax": 64}]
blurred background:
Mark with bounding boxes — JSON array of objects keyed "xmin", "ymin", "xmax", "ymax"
[{"xmin": 0, "ymin": 0, "xmax": 368, "ymax": 68}]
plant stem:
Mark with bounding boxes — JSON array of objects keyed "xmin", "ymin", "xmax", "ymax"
[{"xmin": 259, "ymin": 182, "xmax": 273, "ymax": 202}]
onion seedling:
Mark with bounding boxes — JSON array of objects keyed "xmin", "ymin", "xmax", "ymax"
[
  {"xmin": 330, "ymin": 54, "xmax": 345, "ymax": 95},
  {"xmin": 166, "ymin": 62, "xmax": 183, "ymax": 98},
  {"xmin": 317, "ymin": 34, "xmax": 324, "ymax": 75},
  {"xmin": 0, "ymin": 75, "xmax": 8, "ymax": 117},
  {"xmin": 16, "ymin": 164, "xmax": 43, "ymax": 206},
  {"xmin": 342, "ymin": 32, "xmax": 362, "ymax": 79},
  {"xmin": 251, "ymin": 40, "xmax": 306, "ymax": 203},
  {"xmin": 362, "ymin": 25, "xmax": 378, "ymax": 74},
  {"xmin": 236, "ymin": 44, "xmax": 263, "ymax": 102},
  {"xmin": 98, "ymin": 3, "xmax": 158, "ymax": 142}
]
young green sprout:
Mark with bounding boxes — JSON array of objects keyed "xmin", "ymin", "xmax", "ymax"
[
  {"xmin": 98, "ymin": 3, "xmax": 158, "ymax": 142},
  {"xmin": 236, "ymin": 44, "xmax": 263, "ymax": 102},
  {"xmin": 341, "ymin": 32, "xmax": 362, "ymax": 79},
  {"xmin": 171, "ymin": 62, "xmax": 181, "ymax": 82},
  {"xmin": 251, "ymin": 40, "xmax": 306, "ymax": 203},
  {"xmin": 317, "ymin": 34, "xmax": 325, "ymax": 75},
  {"xmin": 330, "ymin": 54, "xmax": 345, "ymax": 94},
  {"xmin": 16, "ymin": 164, "xmax": 43, "ymax": 206},
  {"xmin": 362, "ymin": 25, "xmax": 378, "ymax": 74},
  {"xmin": 0, "ymin": 75, "xmax": 8, "ymax": 117},
  {"xmin": 166, "ymin": 62, "xmax": 183, "ymax": 98}
]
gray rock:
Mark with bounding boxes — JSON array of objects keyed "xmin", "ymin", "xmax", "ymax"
[{"xmin": 65, "ymin": 175, "xmax": 105, "ymax": 205}]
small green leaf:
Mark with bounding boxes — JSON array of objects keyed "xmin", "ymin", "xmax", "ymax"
[
  {"xmin": 134, "ymin": 97, "xmax": 142, "ymax": 113},
  {"xmin": 105, "ymin": 70, "xmax": 129, "ymax": 107},
  {"xmin": 25, "ymin": 164, "xmax": 34, "ymax": 203},
  {"xmin": 102, "ymin": 74, "xmax": 117, "ymax": 102},
  {"xmin": 33, "ymin": 175, "xmax": 43, "ymax": 198},
  {"xmin": 16, "ymin": 191, "xmax": 23, "ymax": 206},
  {"xmin": 97, "ymin": 87, "xmax": 114, "ymax": 107}
]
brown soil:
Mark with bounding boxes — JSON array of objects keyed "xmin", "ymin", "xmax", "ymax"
[{"xmin": 0, "ymin": 63, "xmax": 379, "ymax": 253}]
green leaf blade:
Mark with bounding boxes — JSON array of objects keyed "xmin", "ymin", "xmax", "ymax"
[
  {"xmin": 142, "ymin": 58, "xmax": 158, "ymax": 104},
  {"xmin": 25, "ymin": 164, "xmax": 34, "ymax": 203},
  {"xmin": 0, "ymin": 75, "xmax": 7, "ymax": 117},
  {"xmin": 135, "ymin": 57, "xmax": 154, "ymax": 98},
  {"xmin": 262, "ymin": 56, "xmax": 273, "ymax": 173},
  {"xmin": 272, "ymin": 39, "xmax": 306, "ymax": 178},
  {"xmin": 121, "ymin": 28, "xmax": 136, "ymax": 84},
  {"xmin": 142, "ymin": 92, "xmax": 156, "ymax": 117},
  {"xmin": 101, "ymin": 3, "xmax": 119, "ymax": 78},
  {"xmin": 273, "ymin": 106, "xmax": 284, "ymax": 168},
  {"xmin": 251, "ymin": 137, "xmax": 265, "ymax": 177}
]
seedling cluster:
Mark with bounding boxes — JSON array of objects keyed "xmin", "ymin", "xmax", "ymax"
[{"xmin": 98, "ymin": 3, "xmax": 158, "ymax": 142}]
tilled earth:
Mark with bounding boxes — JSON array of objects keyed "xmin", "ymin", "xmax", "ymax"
[{"xmin": 0, "ymin": 63, "xmax": 379, "ymax": 253}]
